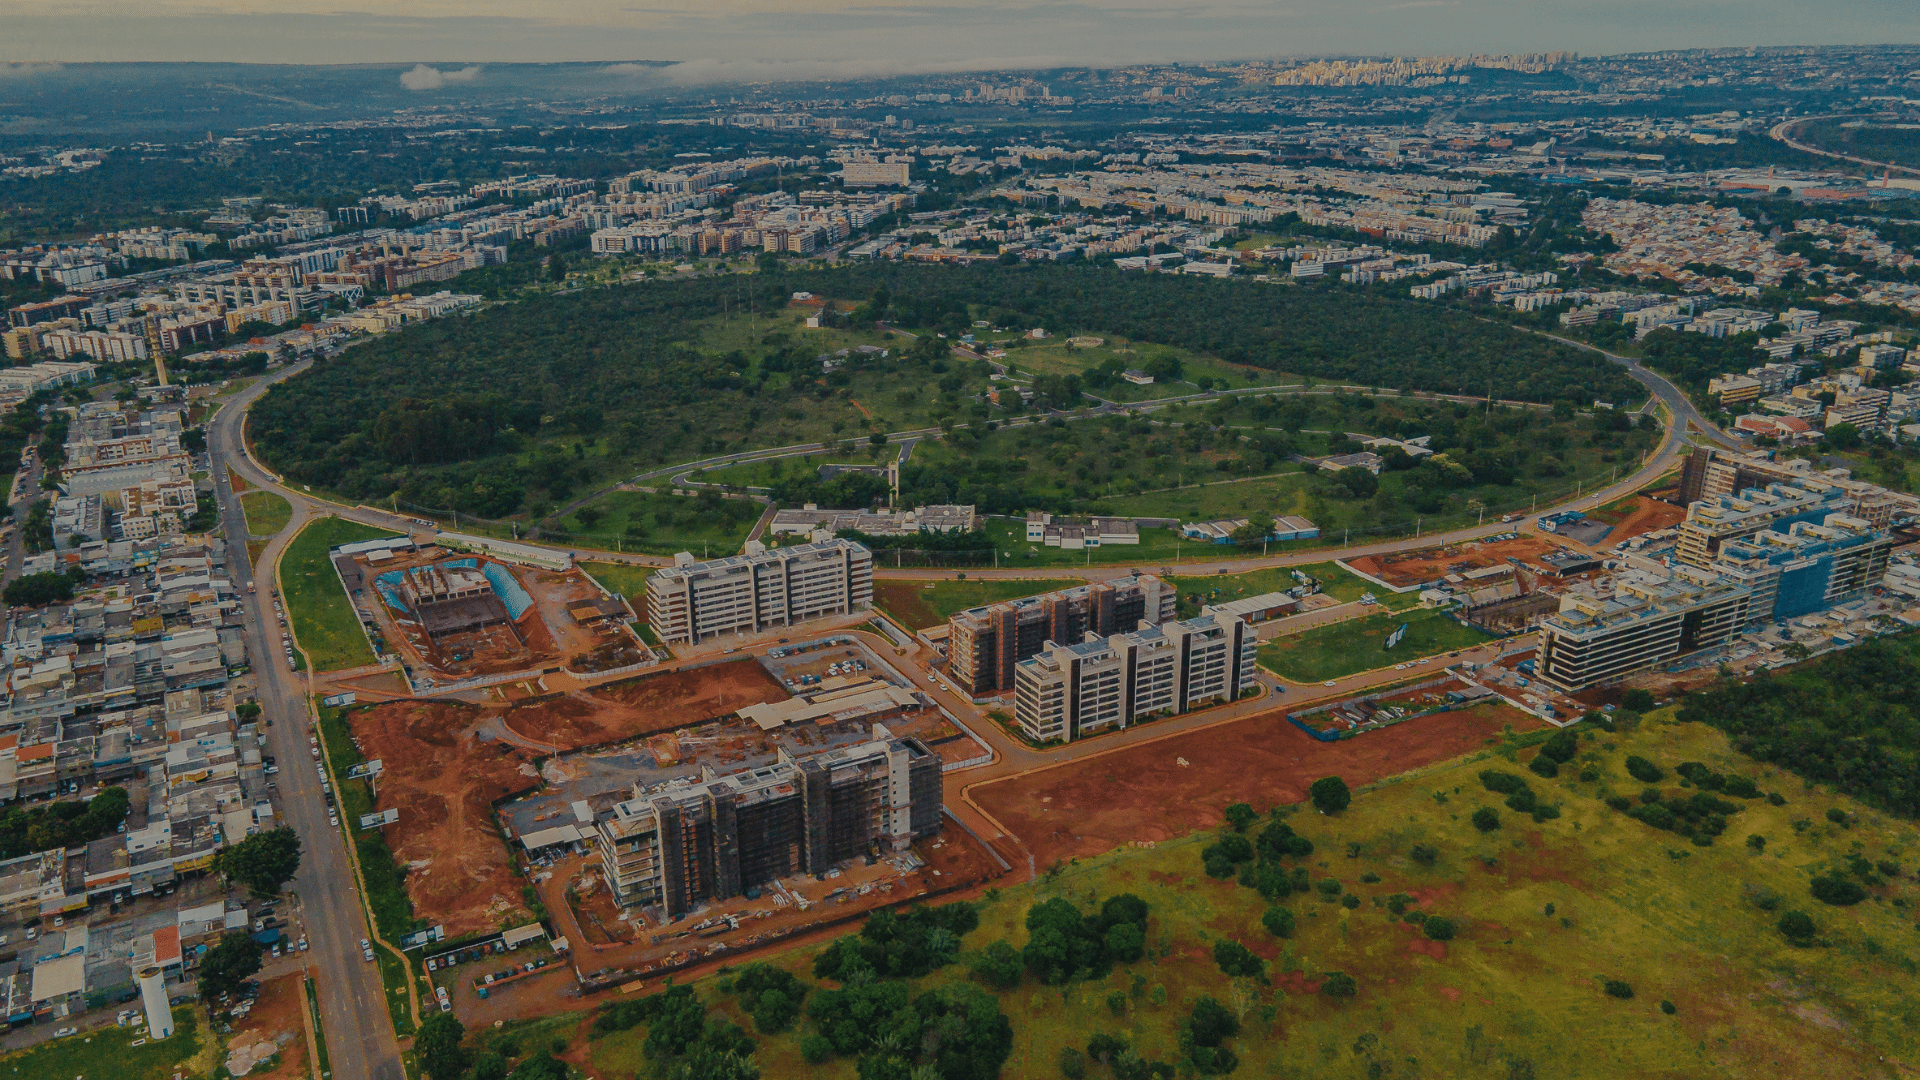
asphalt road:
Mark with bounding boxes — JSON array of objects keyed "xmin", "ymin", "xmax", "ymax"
[
  {"xmin": 3, "ymin": 448, "xmax": 43, "ymax": 584},
  {"xmin": 1770, "ymin": 115, "xmax": 1920, "ymax": 179},
  {"xmin": 206, "ymin": 364, "xmax": 407, "ymax": 1080}
]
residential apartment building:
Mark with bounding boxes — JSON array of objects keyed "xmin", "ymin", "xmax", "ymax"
[
  {"xmin": 645, "ymin": 539, "xmax": 874, "ymax": 644},
  {"xmin": 1675, "ymin": 481, "xmax": 1855, "ymax": 569},
  {"xmin": 593, "ymin": 727, "xmax": 939, "ymax": 918},
  {"xmin": 1706, "ymin": 515, "xmax": 1892, "ymax": 623},
  {"xmin": 1011, "ymin": 614, "xmax": 1256, "ymax": 743},
  {"xmin": 1538, "ymin": 568, "xmax": 1752, "ymax": 692},
  {"xmin": 947, "ymin": 574, "xmax": 1175, "ymax": 697}
]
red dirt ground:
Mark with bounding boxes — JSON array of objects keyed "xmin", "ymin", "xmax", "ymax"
[
  {"xmin": 221, "ymin": 973, "xmax": 308, "ymax": 1080},
  {"xmin": 1346, "ymin": 535, "xmax": 1568, "ymax": 590},
  {"xmin": 972, "ymin": 702, "xmax": 1538, "ymax": 868},
  {"xmin": 1600, "ymin": 496, "xmax": 1687, "ymax": 543},
  {"xmin": 504, "ymin": 659, "xmax": 789, "ymax": 749},
  {"xmin": 351, "ymin": 700, "xmax": 543, "ymax": 937}
]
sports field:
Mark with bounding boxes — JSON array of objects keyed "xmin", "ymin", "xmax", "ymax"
[
  {"xmin": 1258, "ymin": 608, "xmax": 1492, "ymax": 682},
  {"xmin": 281, "ymin": 516, "xmax": 400, "ymax": 672}
]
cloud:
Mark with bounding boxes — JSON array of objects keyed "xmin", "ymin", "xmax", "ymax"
[{"xmin": 399, "ymin": 63, "xmax": 482, "ymax": 90}]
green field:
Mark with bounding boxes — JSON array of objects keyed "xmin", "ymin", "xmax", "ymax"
[
  {"xmin": 565, "ymin": 716, "xmax": 1920, "ymax": 1080},
  {"xmin": 872, "ymin": 576, "xmax": 1084, "ymax": 630},
  {"xmin": 280, "ymin": 516, "xmax": 399, "ymax": 672},
  {"xmin": 240, "ymin": 490, "xmax": 292, "ymax": 536},
  {"xmin": 996, "ymin": 336, "xmax": 1298, "ymax": 403},
  {"xmin": 0, "ymin": 1008, "xmax": 205, "ymax": 1080},
  {"xmin": 987, "ymin": 519, "xmax": 1194, "ymax": 567},
  {"xmin": 1259, "ymin": 607, "xmax": 1492, "ymax": 682},
  {"xmin": 1170, "ymin": 560, "xmax": 1419, "ymax": 618},
  {"xmin": 580, "ymin": 560, "xmax": 656, "ymax": 600},
  {"xmin": 549, "ymin": 489, "xmax": 762, "ymax": 557}
]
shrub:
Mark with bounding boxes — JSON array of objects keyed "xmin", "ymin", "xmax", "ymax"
[
  {"xmin": 1625, "ymin": 756, "xmax": 1665, "ymax": 783},
  {"xmin": 1578, "ymin": 765, "xmax": 1600, "ymax": 783},
  {"xmin": 1825, "ymin": 808, "xmax": 1850, "ymax": 825},
  {"xmin": 1528, "ymin": 755, "xmax": 1560, "ymax": 779},
  {"xmin": 1746, "ymin": 834, "xmax": 1766, "ymax": 853},
  {"xmin": 1605, "ymin": 795, "xmax": 1632, "ymax": 812},
  {"xmin": 1540, "ymin": 730, "xmax": 1579, "ymax": 763},
  {"xmin": 1472, "ymin": 807, "xmax": 1501, "ymax": 832},
  {"xmin": 1341, "ymin": 894, "xmax": 1360, "ymax": 910},
  {"xmin": 1316, "ymin": 877, "xmax": 1343, "ymax": 899},
  {"xmin": 1660, "ymin": 1000, "xmax": 1677, "ymax": 1015},
  {"xmin": 1422, "ymin": 916, "xmax": 1457, "ymax": 941},
  {"xmin": 1212, "ymin": 939, "xmax": 1265, "ymax": 979},
  {"xmin": 1622, "ymin": 689, "xmax": 1654, "ymax": 711},
  {"xmin": 1320, "ymin": 972, "xmax": 1357, "ymax": 998},
  {"xmin": 1187, "ymin": 997, "xmax": 1239, "ymax": 1047},
  {"xmin": 1310, "ymin": 776, "xmax": 1352, "ymax": 814},
  {"xmin": 969, "ymin": 941, "xmax": 1024, "ymax": 989},
  {"xmin": 1721, "ymin": 775, "xmax": 1760, "ymax": 799},
  {"xmin": 1604, "ymin": 980, "xmax": 1634, "ymax": 999},
  {"xmin": 1767, "ymin": 793, "xmax": 1787, "ymax": 806},
  {"xmin": 800, "ymin": 1035, "xmax": 834, "ymax": 1064},
  {"xmin": 1479, "ymin": 771, "xmax": 1529, "ymax": 795},
  {"xmin": 1106, "ymin": 991, "xmax": 1128, "ymax": 1017},
  {"xmin": 1059, "ymin": 1047, "xmax": 1088, "ymax": 1078},
  {"xmin": 1505, "ymin": 789, "xmax": 1538, "ymax": 813},
  {"xmin": 1810, "ymin": 875, "xmax": 1867, "ymax": 906},
  {"xmin": 1203, "ymin": 852, "xmax": 1235, "ymax": 879},
  {"xmin": 1778, "ymin": 910, "xmax": 1817, "ymax": 945},
  {"xmin": 1409, "ymin": 844, "xmax": 1438, "ymax": 866},
  {"xmin": 1261, "ymin": 906, "xmax": 1296, "ymax": 938}
]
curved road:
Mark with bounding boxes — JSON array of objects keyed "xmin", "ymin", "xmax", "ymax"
[{"xmin": 1771, "ymin": 115, "xmax": 1920, "ymax": 179}]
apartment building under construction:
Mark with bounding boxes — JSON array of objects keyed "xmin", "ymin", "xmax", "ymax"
[
  {"xmin": 646, "ymin": 538, "xmax": 874, "ymax": 644},
  {"xmin": 594, "ymin": 725, "xmax": 940, "ymax": 919},
  {"xmin": 947, "ymin": 574, "xmax": 1176, "ymax": 697}
]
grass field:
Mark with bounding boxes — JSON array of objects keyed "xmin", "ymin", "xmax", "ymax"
[
  {"xmin": 580, "ymin": 560, "xmax": 656, "ymax": 600},
  {"xmin": 241, "ymin": 490, "xmax": 293, "ymax": 536},
  {"xmin": 1170, "ymin": 561, "xmax": 1420, "ymax": 618},
  {"xmin": 0, "ymin": 1008, "xmax": 206, "ymax": 1080},
  {"xmin": 1259, "ymin": 607, "xmax": 1492, "ymax": 682},
  {"xmin": 997, "ymin": 337, "xmax": 1298, "ymax": 403},
  {"xmin": 281, "ymin": 516, "xmax": 399, "ymax": 672},
  {"xmin": 549, "ymin": 489, "xmax": 762, "ymax": 557},
  {"xmin": 872, "ymin": 577, "xmax": 1083, "ymax": 630},
  {"xmin": 575, "ymin": 716, "xmax": 1920, "ymax": 1080}
]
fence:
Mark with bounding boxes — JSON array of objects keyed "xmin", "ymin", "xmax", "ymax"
[{"xmin": 1283, "ymin": 673, "xmax": 1484, "ymax": 742}]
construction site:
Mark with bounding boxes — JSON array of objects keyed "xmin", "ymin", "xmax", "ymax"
[
  {"xmin": 1343, "ymin": 532, "xmax": 1571, "ymax": 593},
  {"xmin": 338, "ymin": 538, "xmax": 643, "ymax": 680}
]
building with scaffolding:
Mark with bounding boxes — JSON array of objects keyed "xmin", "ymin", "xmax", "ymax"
[
  {"xmin": 646, "ymin": 538, "xmax": 874, "ymax": 645},
  {"xmin": 592, "ymin": 724, "xmax": 940, "ymax": 919},
  {"xmin": 948, "ymin": 574, "xmax": 1176, "ymax": 697}
]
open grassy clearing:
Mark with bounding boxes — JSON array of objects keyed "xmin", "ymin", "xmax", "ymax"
[
  {"xmin": 996, "ymin": 337, "xmax": 1299, "ymax": 403},
  {"xmin": 240, "ymin": 490, "xmax": 292, "ymax": 536},
  {"xmin": 872, "ymin": 576, "xmax": 1084, "ymax": 630},
  {"xmin": 579, "ymin": 560, "xmax": 655, "ymax": 601},
  {"xmin": 280, "ymin": 516, "xmax": 399, "ymax": 672},
  {"xmin": 548, "ymin": 488, "xmax": 762, "ymax": 557},
  {"xmin": 576, "ymin": 714, "xmax": 1920, "ymax": 1080},
  {"xmin": 0, "ymin": 1008, "xmax": 207, "ymax": 1080},
  {"xmin": 1259, "ymin": 607, "xmax": 1493, "ymax": 682},
  {"xmin": 1170, "ymin": 561, "xmax": 1420, "ymax": 618}
]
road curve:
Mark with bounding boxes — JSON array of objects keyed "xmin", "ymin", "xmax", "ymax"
[{"xmin": 1770, "ymin": 115, "xmax": 1920, "ymax": 179}]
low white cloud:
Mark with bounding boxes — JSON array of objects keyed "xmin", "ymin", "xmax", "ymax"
[{"xmin": 399, "ymin": 63, "xmax": 483, "ymax": 90}]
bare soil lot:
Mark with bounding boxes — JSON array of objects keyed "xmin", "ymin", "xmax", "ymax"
[{"xmin": 503, "ymin": 659, "xmax": 789, "ymax": 749}]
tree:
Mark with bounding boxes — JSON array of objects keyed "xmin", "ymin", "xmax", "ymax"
[
  {"xmin": 1260, "ymin": 906, "xmax": 1295, "ymax": 938},
  {"xmin": 1621, "ymin": 689, "xmax": 1654, "ymax": 711},
  {"xmin": 1528, "ymin": 755, "xmax": 1559, "ymax": 779},
  {"xmin": 1540, "ymin": 730, "xmax": 1579, "ymax": 763},
  {"xmin": 1472, "ymin": 808, "xmax": 1501, "ymax": 832},
  {"xmin": 415, "ymin": 1013, "xmax": 469, "ymax": 1080},
  {"xmin": 1409, "ymin": 843, "xmax": 1438, "ymax": 865},
  {"xmin": 4, "ymin": 570, "xmax": 77, "ymax": 607},
  {"xmin": 507, "ymin": 1051, "xmax": 570, "ymax": 1080},
  {"xmin": 1319, "ymin": 972, "xmax": 1357, "ymax": 998},
  {"xmin": 1603, "ymin": 980, "xmax": 1634, "ymax": 999},
  {"xmin": 1777, "ymin": 910, "xmax": 1817, "ymax": 946},
  {"xmin": 1422, "ymin": 916, "xmax": 1457, "ymax": 941},
  {"xmin": 1211, "ymin": 940, "xmax": 1264, "ymax": 979},
  {"xmin": 1222, "ymin": 803, "xmax": 1258, "ymax": 833},
  {"xmin": 198, "ymin": 931, "xmax": 262, "ymax": 1002},
  {"xmin": 1309, "ymin": 776, "xmax": 1351, "ymax": 814},
  {"xmin": 1810, "ymin": 875, "xmax": 1866, "ymax": 906},
  {"xmin": 1781, "ymin": 642, "xmax": 1811, "ymax": 661},
  {"xmin": 547, "ymin": 252, "xmax": 569, "ymax": 282},
  {"xmin": 215, "ymin": 827, "xmax": 302, "ymax": 898},
  {"xmin": 969, "ymin": 941, "xmax": 1023, "ymax": 989},
  {"xmin": 1104, "ymin": 922, "xmax": 1145, "ymax": 964},
  {"xmin": 1229, "ymin": 516, "xmax": 1275, "ymax": 544},
  {"xmin": 1825, "ymin": 422, "xmax": 1861, "ymax": 451}
]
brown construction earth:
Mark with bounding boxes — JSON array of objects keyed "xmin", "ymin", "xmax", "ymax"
[
  {"xmin": 350, "ymin": 700, "xmax": 544, "ymax": 937},
  {"xmin": 503, "ymin": 658, "xmax": 789, "ymax": 748},
  {"xmin": 220, "ymin": 973, "xmax": 308, "ymax": 1080},
  {"xmin": 1346, "ymin": 534, "xmax": 1569, "ymax": 590},
  {"xmin": 972, "ymin": 701, "xmax": 1540, "ymax": 869},
  {"xmin": 1589, "ymin": 495, "xmax": 1688, "ymax": 543}
]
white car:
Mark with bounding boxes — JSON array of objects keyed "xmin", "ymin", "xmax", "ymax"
[
  {"xmin": 54, "ymin": 1026, "xmax": 75, "ymax": 1037},
  {"xmin": 1323, "ymin": 681, "xmax": 1336, "ymax": 687}
]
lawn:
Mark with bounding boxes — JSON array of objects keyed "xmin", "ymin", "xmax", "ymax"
[
  {"xmin": 0, "ymin": 1008, "xmax": 207, "ymax": 1080},
  {"xmin": 987, "ymin": 519, "xmax": 1194, "ymax": 567},
  {"xmin": 280, "ymin": 516, "xmax": 398, "ymax": 672},
  {"xmin": 575, "ymin": 716, "xmax": 1920, "ymax": 1080},
  {"xmin": 1170, "ymin": 561, "xmax": 1419, "ymax": 618},
  {"xmin": 872, "ymin": 577, "xmax": 1083, "ymax": 630},
  {"xmin": 580, "ymin": 560, "xmax": 656, "ymax": 600},
  {"xmin": 550, "ymin": 490, "xmax": 762, "ymax": 558},
  {"xmin": 997, "ymin": 337, "xmax": 1297, "ymax": 403},
  {"xmin": 1258, "ymin": 607, "xmax": 1491, "ymax": 682},
  {"xmin": 241, "ymin": 490, "xmax": 293, "ymax": 536}
]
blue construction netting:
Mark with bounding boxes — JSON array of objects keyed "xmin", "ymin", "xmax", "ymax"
[
  {"xmin": 372, "ymin": 558, "xmax": 531, "ymax": 620},
  {"xmin": 479, "ymin": 561, "xmax": 534, "ymax": 620}
]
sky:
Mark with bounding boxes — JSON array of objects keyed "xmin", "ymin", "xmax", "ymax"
[{"xmin": 2, "ymin": 1, "xmax": 1918, "ymax": 68}]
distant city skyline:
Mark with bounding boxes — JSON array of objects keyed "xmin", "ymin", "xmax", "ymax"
[{"xmin": 3, "ymin": 2, "xmax": 1918, "ymax": 69}]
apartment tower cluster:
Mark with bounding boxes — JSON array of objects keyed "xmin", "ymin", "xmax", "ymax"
[
  {"xmin": 946, "ymin": 574, "xmax": 1176, "ymax": 697},
  {"xmin": 1012, "ymin": 614, "xmax": 1258, "ymax": 743},
  {"xmin": 645, "ymin": 539, "xmax": 874, "ymax": 645}
]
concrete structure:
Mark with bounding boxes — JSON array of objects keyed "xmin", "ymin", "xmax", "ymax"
[
  {"xmin": 947, "ymin": 574, "xmax": 1175, "ymax": 697},
  {"xmin": 1538, "ymin": 568, "xmax": 1752, "ymax": 692},
  {"xmin": 593, "ymin": 724, "xmax": 938, "ymax": 918},
  {"xmin": 1676, "ymin": 482, "xmax": 1854, "ymax": 569},
  {"xmin": 646, "ymin": 538, "xmax": 873, "ymax": 644},
  {"xmin": 1201, "ymin": 591, "xmax": 1302, "ymax": 623},
  {"xmin": 138, "ymin": 966, "xmax": 174, "ymax": 1039},
  {"xmin": 435, "ymin": 532, "xmax": 571, "ymax": 571},
  {"xmin": 1012, "ymin": 614, "xmax": 1256, "ymax": 743},
  {"xmin": 1708, "ymin": 516, "xmax": 1892, "ymax": 623},
  {"xmin": 840, "ymin": 161, "xmax": 912, "ymax": 187}
]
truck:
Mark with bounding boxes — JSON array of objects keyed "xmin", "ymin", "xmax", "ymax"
[{"xmin": 248, "ymin": 583, "xmax": 256, "ymax": 594}]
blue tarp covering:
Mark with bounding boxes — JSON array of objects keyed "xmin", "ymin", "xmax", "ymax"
[
  {"xmin": 374, "ymin": 558, "xmax": 531, "ymax": 620},
  {"xmin": 480, "ymin": 561, "xmax": 534, "ymax": 619}
]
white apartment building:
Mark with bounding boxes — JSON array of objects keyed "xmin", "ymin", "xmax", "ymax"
[
  {"xmin": 1012, "ymin": 614, "xmax": 1255, "ymax": 743},
  {"xmin": 645, "ymin": 538, "xmax": 874, "ymax": 644}
]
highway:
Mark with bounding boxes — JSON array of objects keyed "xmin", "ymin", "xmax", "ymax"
[
  {"xmin": 205, "ymin": 363, "xmax": 407, "ymax": 1080},
  {"xmin": 1770, "ymin": 115, "xmax": 1920, "ymax": 179}
]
